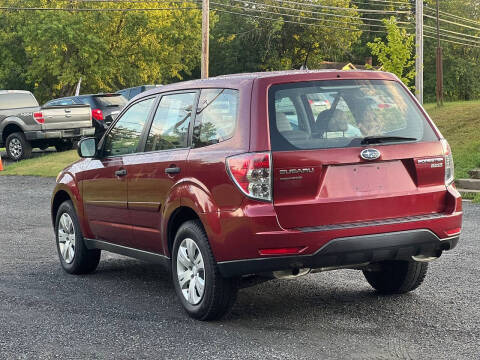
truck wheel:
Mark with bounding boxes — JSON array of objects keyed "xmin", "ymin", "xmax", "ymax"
[
  {"xmin": 55, "ymin": 141, "xmax": 74, "ymax": 152},
  {"xmin": 172, "ymin": 220, "xmax": 238, "ymax": 321},
  {"xmin": 363, "ymin": 260, "xmax": 428, "ymax": 294},
  {"xmin": 6, "ymin": 132, "xmax": 32, "ymax": 161},
  {"xmin": 55, "ymin": 200, "xmax": 101, "ymax": 274}
]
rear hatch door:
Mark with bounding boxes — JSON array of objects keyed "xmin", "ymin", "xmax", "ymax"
[
  {"xmin": 269, "ymin": 79, "xmax": 447, "ymax": 230},
  {"xmin": 93, "ymin": 94, "xmax": 127, "ymax": 127}
]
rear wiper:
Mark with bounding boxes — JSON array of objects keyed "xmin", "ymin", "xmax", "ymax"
[{"xmin": 360, "ymin": 136, "xmax": 417, "ymax": 145}]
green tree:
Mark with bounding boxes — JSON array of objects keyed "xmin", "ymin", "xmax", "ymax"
[
  {"xmin": 367, "ymin": 17, "xmax": 415, "ymax": 88},
  {"xmin": 210, "ymin": 0, "xmax": 362, "ymax": 75},
  {"xmin": 0, "ymin": 0, "xmax": 204, "ymax": 103}
]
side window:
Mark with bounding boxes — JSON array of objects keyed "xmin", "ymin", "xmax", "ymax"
[
  {"xmin": 130, "ymin": 87, "xmax": 142, "ymax": 98},
  {"xmin": 103, "ymin": 97, "xmax": 155, "ymax": 157},
  {"xmin": 144, "ymin": 92, "xmax": 195, "ymax": 152},
  {"xmin": 275, "ymin": 96, "xmax": 299, "ymax": 132},
  {"xmin": 58, "ymin": 99, "xmax": 75, "ymax": 106},
  {"xmin": 193, "ymin": 89, "xmax": 238, "ymax": 148}
]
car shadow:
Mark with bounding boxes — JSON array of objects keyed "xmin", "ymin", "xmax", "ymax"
[{"xmin": 36, "ymin": 256, "xmax": 436, "ymax": 326}]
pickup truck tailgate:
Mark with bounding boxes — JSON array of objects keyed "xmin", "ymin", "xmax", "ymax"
[{"xmin": 41, "ymin": 104, "xmax": 92, "ymax": 130}]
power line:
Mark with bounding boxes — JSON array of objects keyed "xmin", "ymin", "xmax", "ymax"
[
  {"xmin": 424, "ymin": 13, "xmax": 480, "ymax": 32},
  {"xmin": 0, "ymin": 5, "xmax": 199, "ymax": 11},
  {"xmin": 211, "ymin": 2, "xmax": 413, "ymax": 31},
  {"xmin": 261, "ymin": 0, "xmax": 411, "ymax": 14},
  {"xmin": 220, "ymin": 0, "xmax": 412, "ymax": 25},
  {"xmin": 424, "ymin": 34, "xmax": 480, "ymax": 48},
  {"xmin": 424, "ymin": 24, "xmax": 480, "ymax": 41},
  {"xmin": 211, "ymin": 6, "xmax": 401, "ymax": 34},
  {"xmin": 424, "ymin": 28, "xmax": 480, "ymax": 45},
  {"xmin": 425, "ymin": 5, "xmax": 480, "ymax": 27}
]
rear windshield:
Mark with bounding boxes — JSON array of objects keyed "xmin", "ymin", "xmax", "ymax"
[
  {"xmin": 93, "ymin": 95, "xmax": 127, "ymax": 108},
  {"xmin": 268, "ymin": 79, "xmax": 437, "ymax": 151},
  {"xmin": 0, "ymin": 92, "xmax": 38, "ymax": 110}
]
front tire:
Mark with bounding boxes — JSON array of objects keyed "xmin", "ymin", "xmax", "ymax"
[
  {"xmin": 55, "ymin": 200, "xmax": 101, "ymax": 274},
  {"xmin": 363, "ymin": 260, "xmax": 428, "ymax": 294},
  {"xmin": 6, "ymin": 132, "xmax": 32, "ymax": 160},
  {"xmin": 172, "ymin": 220, "xmax": 238, "ymax": 321}
]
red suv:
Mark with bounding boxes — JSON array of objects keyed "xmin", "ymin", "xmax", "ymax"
[{"xmin": 51, "ymin": 71, "xmax": 462, "ymax": 320}]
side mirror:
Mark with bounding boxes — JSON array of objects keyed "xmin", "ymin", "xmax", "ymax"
[{"xmin": 77, "ymin": 137, "xmax": 98, "ymax": 158}]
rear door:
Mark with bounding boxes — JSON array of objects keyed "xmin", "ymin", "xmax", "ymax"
[
  {"xmin": 126, "ymin": 91, "xmax": 197, "ymax": 253},
  {"xmin": 269, "ymin": 79, "xmax": 447, "ymax": 230},
  {"xmin": 82, "ymin": 97, "xmax": 156, "ymax": 245}
]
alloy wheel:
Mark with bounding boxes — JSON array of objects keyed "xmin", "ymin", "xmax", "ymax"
[{"xmin": 9, "ymin": 138, "xmax": 22, "ymax": 159}]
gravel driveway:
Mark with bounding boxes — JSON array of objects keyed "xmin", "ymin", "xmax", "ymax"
[{"xmin": 0, "ymin": 176, "xmax": 478, "ymax": 359}]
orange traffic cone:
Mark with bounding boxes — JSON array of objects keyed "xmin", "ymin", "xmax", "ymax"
[{"xmin": 0, "ymin": 156, "xmax": 3, "ymax": 171}]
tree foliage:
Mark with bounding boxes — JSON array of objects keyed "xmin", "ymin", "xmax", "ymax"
[
  {"xmin": 367, "ymin": 17, "xmax": 415, "ymax": 88},
  {"xmin": 210, "ymin": 0, "xmax": 362, "ymax": 75},
  {"xmin": 0, "ymin": 0, "xmax": 204, "ymax": 102}
]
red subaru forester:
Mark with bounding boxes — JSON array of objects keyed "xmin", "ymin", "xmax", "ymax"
[{"xmin": 51, "ymin": 70, "xmax": 462, "ymax": 320}]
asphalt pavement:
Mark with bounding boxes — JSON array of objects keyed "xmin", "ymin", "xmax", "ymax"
[{"xmin": 0, "ymin": 176, "xmax": 478, "ymax": 359}]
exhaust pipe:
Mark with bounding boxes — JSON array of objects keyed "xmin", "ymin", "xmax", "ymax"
[{"xmin": 273, "ymin": 268, "xmax": 311, "ymax": 279}]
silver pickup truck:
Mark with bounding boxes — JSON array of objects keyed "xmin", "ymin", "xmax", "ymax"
[{"xmin": 0, "ymin": 90, "xmax": 94, "ymax": 160}]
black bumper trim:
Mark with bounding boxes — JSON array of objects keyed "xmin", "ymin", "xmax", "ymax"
[
  {"xmin": 297, "ymin": 213, "xmax": 446, "ymax": 232},
  {"xmin": 217, "ymin": 229, "xmax": 460, "ymax": 278}
]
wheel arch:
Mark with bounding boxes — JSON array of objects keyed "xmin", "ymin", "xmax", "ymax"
[
  {"xmin": 51, "ymin": 190, "xmax": 72, "ymax": 227},
  {"xmin": 165, "ymin": 206, "xmax": 204, "ymax": 258},
  {"xmin": 2, "ymin": 122, "xmax": 24, "ymax": 144}
]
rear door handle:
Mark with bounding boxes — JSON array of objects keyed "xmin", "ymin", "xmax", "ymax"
[
  {"xmin": 165, "ymin": 167, "xmax": 181, "ymax": 174},
  {"xmin": 115, "ymin": 169, "xmax": 127, "ymax": 177}
]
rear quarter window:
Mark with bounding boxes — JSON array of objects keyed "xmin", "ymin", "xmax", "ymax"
[
  {"xmin": 193, "ymin": 89, "xmax": 239, "ymax": 148},
  {"xmin": 0, "ymin": 92, "xmax": 38, "ymax": 109}
]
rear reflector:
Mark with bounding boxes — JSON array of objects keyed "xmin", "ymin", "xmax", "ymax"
[
  {"xmin": 33, "ymin": 112, "xmax": 44, "ymax": 124},
  {"xmin": 445, "ymin": 228, "xmax": 461, "ymax": 236},
  {"xmin": 259, "ymin": 247, "xmax": 306, "ymax": 256}
]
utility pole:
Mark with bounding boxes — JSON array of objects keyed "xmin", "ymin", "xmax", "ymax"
[
  {"xmin": 201, "ymin": 0, "xmax": 209, "ymax": 79},
  {"xmin": 415, "ymin": 0, "xmax": 423, "ymax": 104},
  {"xmin": 436, "ymin": 0, "xmax": 444, "ymax": 106}
]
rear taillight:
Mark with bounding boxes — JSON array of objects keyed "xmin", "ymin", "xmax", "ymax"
[
  {"xmin": 226, "ymin": 152, "xmax": 272, "ymax": 201},
  {"xmin": 33, "ymin": 112, "xmax": 44, "ymax": 124},
  {"xmin": 441, "ymin": 139, "xmax": 454, "ymax": 186},
  {"xmin": 92, "ymin": 108, "xmax": 104, "ymax": 121}
]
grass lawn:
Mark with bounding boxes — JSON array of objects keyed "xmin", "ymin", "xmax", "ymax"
[
  {"xmin": 0, "ymin": 150, "xmax": 79, "ymax": 177},
  {"xmin": 424, "ymin": 100, "xmax": 480, "ymax": 180},
  {"xmin": 1, "ymin": 100, "xmax": 479, "ymax": 180}
]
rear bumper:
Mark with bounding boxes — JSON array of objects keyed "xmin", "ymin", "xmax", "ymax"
[
  {"xmin": 25, "ymin": 127, "xmax": 95, "ymax": 140},
  {"xmin": 217, "ymin": 229, "xmax": 460, "ymax": 277}
]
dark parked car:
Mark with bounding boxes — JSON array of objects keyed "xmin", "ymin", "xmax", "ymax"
[
  {"xmin": 45, "ymin": 93, "xmax": 127, "ymax": 138},
  {"xmin": 116, "ymin": 85, "xmax": 161, "ymax": 100},
  {"xmin": 51, "ymin": 70, "xmax": 462, "ymax": 321}
]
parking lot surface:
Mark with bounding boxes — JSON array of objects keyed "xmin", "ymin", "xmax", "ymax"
[{"xmin": 0, "ymin": 176, "xmax": 478, "ymax": 359}]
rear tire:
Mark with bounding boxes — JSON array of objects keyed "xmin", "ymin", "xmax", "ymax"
[
  {"xmin": 55, "ymin": 200, "xmax": 101, "ymax": 274},
  {"xmin": 172, "ymin": 220, "xmax": 238, "ymax": 321},
  {"xmin": 363, "ymin": 260, "xmax": 428, "ymax": 294},
  {"xmin": 6, "ymin": 132, "xmax": 32, "ymax": 160}
]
